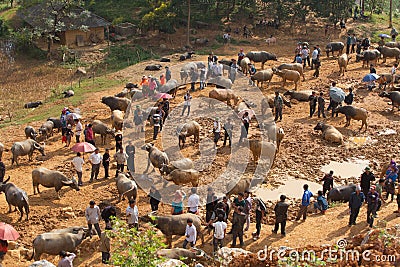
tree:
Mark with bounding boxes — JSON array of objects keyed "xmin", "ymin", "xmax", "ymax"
[
  {"xmin": 109, "ymin": 217, "xmax": 167, "ymax": 267},
  {"xmin": 19, "ymin": 0, "xmax": 89, "ymax": 58},
  {"xmin": 389, "ymin": 0, "xmax": 393, "ymax": 28}
]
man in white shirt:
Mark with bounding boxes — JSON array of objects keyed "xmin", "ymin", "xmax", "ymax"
[
  {"xmin": 183, "ymin": 218, "xmax": 197, "ymax": 248},
  {"xmin": 85, "ymin": 200, "xmax": 101, "ymax": 238},
  {"xmin": 58, "ymin": 251, "xmax": 76, "ymax": 267},
  {"xmin": 311, "ymin": 46, "xmax": 319, "ymax": 70},
  {"xmin": 213, "ymin": 117, "xmax": 221, "ymax": 149},
  {"xmin": 89, "ymin": 148, "xmax": 102, "ymax": 182},
  {"xmin": 114, "ymin": 148, "xmax": 128, "ymax": 177},
  {"xmin": 212, "ymin": 215, "xmax": 227, "ymax": 254},
  {"xmin": 126, "ymin": 199, "xmax": 139, "ymax": 230},
  {"xmin": 74, "ymin": 119, "xmax": 83, "ymax": 143},
  {"xmin": 187, "ymin": 187, "xmax": 200, "ymax": 214},
  {"xmin": 181, "ymin": 91, "xmax": 192, "ymax": 116},
  {"xmin": 71, "ymin": 152, "xmax": 84, "ymax": 186}
]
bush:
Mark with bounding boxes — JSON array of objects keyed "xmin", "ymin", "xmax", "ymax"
[{"xmin": 109, "ymin": 217, "xmax": 167, "ymax": 267}]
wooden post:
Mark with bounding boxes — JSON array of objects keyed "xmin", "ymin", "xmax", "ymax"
[
  {"xmin": 389, "ymin": 0, "xmax": 393, "ymax": 28},
  {"xmin": 187, "ymin": 0, "xmax": 191, "ymax": 47}
]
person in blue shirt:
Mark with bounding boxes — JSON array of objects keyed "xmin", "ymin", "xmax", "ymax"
[
  {"xmin": 295, "ymin": 184, "xmax": 313, "ymax": 221},
  {"xmin": 348, "ymin": 185, "xmax": 365, "ymax": 226},
  {"xmin": 385, "ymin": 165, "xmax": 398, "ymax": 201},
  {"xmin": 314, "ymin": 190, "xmax": 329, "ymax": 214}
]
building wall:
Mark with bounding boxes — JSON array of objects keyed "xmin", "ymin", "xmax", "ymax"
[{"xmin": 62, "ymin": 27, "xmax": 105, "ymax": 47}]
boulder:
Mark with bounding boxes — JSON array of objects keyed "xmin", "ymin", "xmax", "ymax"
[{"xmin": 29, "ymin": 260, "xmax": 56, "ymax": 267}]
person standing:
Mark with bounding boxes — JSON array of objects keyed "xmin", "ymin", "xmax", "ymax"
[
  {"xmin": 161, "ymin": 98, "xmax": 170, "ymax": 123},
  {"xmin": 205, "ymin": 187, "xmax": 217, "ymax": 224},
  {"xmin": 366, "ymin": 186, "xmax": 379, "ymax": 227},
  {"xmin": 344, "ymin": 88, "xmax": 354, "ymax": 105},
  {"xmin": 171, "ymin": 190, "xmax": 186, "ymax": 215},
  {"xmin": 199, "ymin": 68, "xmax": 207, "ymax": 90},
  {"xmin": 0, "ymin": 157, "xmax": 5, "ymax": 183},
  {"xmin": 346, "ymin": 33, "xmax": 351, "ymax": 54},
  {"xmin": 295, "ymin": 184, "xmax": 313, "ymax": 221},
  {"xmin": 115, "ymin": 131, "xmax": 123, "ymax": 152},
  {"xmin": 89, "ymin": 148, "xmax": 102, "ymax": 182},
  {"xmin": 85, "ymin": 124, "xmax": 95, "ymax": 146},
  {"xmin": 60, "ymin": 108, "xmax": 68, "ymax": 140},
  {"xmin": 390, "ymin": 63, "xmax": 398, "ymax": 89},
  {"xmin": 274, "ymin": 91, "xmax": 283, "ymax": 122},
  {"xmin": 165, "ymin": 66, "xmax": 171, "ymax": 82},
  {"xmin": 308, "ymin": 91, "xmax": 317, "ymax": 117},
  {"xmin": 223, "ymin": 118, "xmax": 233, "ymax": 147},
  {"xmin": 65, "ymin": 124, "xmax": 74, "ymax": 147},
  {"xmin": 317, "ymin": 92, "xmax": 326, "ymax": 118},
  {"xmin": 126, "ymin": 141, "xmax": 135, "ymax": 173},
  {"xmin": 395, "ymin": 183, "xmax": 400, "ymax": 214},
  {"xmin": 181, "ymin": 91, "xmax": 192, "ymax": 116},
  {"xmin": 102, "ymin": 148, "xmax": 110, "ymax": 179},
  {"xmin": 85, "ymin": 200, "xmax": 101, "ymax": 238},
  {"xmin": 213, "ymin": 117, "xmax": 221, "ymax": 149},
  {"xmin": 360, "ymin": 166, "xmax": 376, "ymax": 196},
  {"xmin": 71, "ymin": 152, "xmax": 84, "ymax": 186},
  {"xmin": 376, "ymin": 178, "xmax": 386, "ymax": 214},
  {"xmin": 114, "ymin": 148, "xmax": 128, "ymax": 176},
  {"xmin": 252, "ymin": 198, "xmax": 266, "ymax": 240},
  {"xmin": 231, "ymin": 206, "xmax": 246, "ymax": 247},
  {"xmin": 301, "ymin": 46, "xmax": 310, "ymax": 68},
  {"xmin": 99, "ymin": 225, "xmax": 112, "ymax": 264},
  {"xmin": 74, "ymin": 119, "xmax": 82, "ymax": 143},
  {"xmin": 187, "ymin": 187, "xmax": 200, "ymax": 214},
  {"xmin": 134, "ymin": 105, "xmax": 144, "ymax": 133},
  {"xmin": 152, "ymin": 112, "xmax": 162, "ymax": 141},
  {"xmin": 349, "ymin": 185, "xmax": 365, "ymax": 226},
  {"xmin": 212, "ymin": 215, "xmax": 227, "ymax": 254},
  {"xmin": 190, "ymin": 68, "xmax": 199, "ymax": 91},
  {"xmin": 237, "ymin": 48, "xmax": 245, "ymax": 66},
  {"xmin": 239, "ymin": 112, "xmax": 250, "ymax": 143},
  {"xmin": 183, "ymin": 218, "xmax": 197, "ymax": 248},
  {"xmin": 313, "ymin": 55, "xmax": 321, "ymax": 78},
  {"xmin": 351, "ymin": 34, "xmax": 357, "ymax": 53},
  {"xmin": 101, "ymin": 205, "xmax": 116, "ymax": 228},
  {"xmin": 320, "ymin": 170, "xmax": 334, "ymax": 196},
  {"xmin": 272, "ymin": 195, "xmax": 289, "ymax": 236},
  {"xmin": 58, "ymin": 251, "xmax": 76, "ymax": 267},
  {"xmin": 126, "ymin": 199, "xmax": 139, "ymax": 230},
  {"xmin": 148, "ymin": 186, "xmax": 162, "ymax": 212},
  {"xmin": 311, "ymin": 46, "xmax": 319, "ymax": 70}
]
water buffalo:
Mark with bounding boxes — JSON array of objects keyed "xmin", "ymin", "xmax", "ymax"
[
  {"xmin": 31, "ymin": 228, "xmax": 87, "ymax": 261},
  {"xmin": 0, "ymin": 176, "xmax": 29, "ymax": 221},
  {"xmin": 209, "ymin": 89, "xmax": 240, "ymax": 107},
  {"xmin": 248, "ymin": 139, "xmax": 276, "ymax": 163},
  {"xmin": 379, "ymin": 91, "xmax": 400, "ymax": 111},
  {"xmin": 92, "ymin": 120, "xmax": 115, "ymax": 145},
  {"xmin": 140, "ymin": 213, "xmax": 204, "ymax": 248},
  {"xmin": 277, "ymin": 63, "xmax": 305, "ymax": 81},
  {"xmin": 39, "ymin": 121, "xmax": 54, "ymax": 140},
  {"xmin": 25, "ymin": 126, "xmax": 38, "ymax": 141},
  {"xmin": 327, "ymin": 184, "xmax": 357, "ymax": 202},
  {"xmin": 338, "ymin": 53, "xmax": 351, "ymax": 76},
  {"xmin": 24, "ymin": 101, "xmax": 43, "ymax": 109},
  {"xmin": 142, "ymin": 143, "xmax": 169, "ymax": 173},
  {"xmin": 272, "ymin": 68, "xmax": 301, "ymax": 90},
  {"xmin": 335, "ymin": 106, "xmax": 368, "ymax": 131},
  {"xmin": 165, "ymin": 169, "xmax": 200, "ymax": 187},
  {"xmin": 240, "ymin": 57, "xmax": 251, "ymax": 75},
  {"xmin": 115, "ymin": 173, "xmax": 137, "ymax": 202},
  {"xmin": 356, "ymin": 50, "xmax": 380, "ymax": 68},
  {"xmin": 101, "ymin": 96, "xmax": 130, "ymax": 112},
  {"xmin": 159, "ymin": 79, "xmax": 179, "ymax": 97},
  {"xmin": 208, "ymin": 76, "xmax": 233, "ymax": 89},
  {"xmin": 111, "ymin": 110, "xmax": 124, "ymax": 131},
  {"xmin": 11, "ymin": 139, "xmax": 45, "ymax": 166},
  {"xmin": 32, "ymin": 167, "xmax": 80, "ymax": 199},
  {"xmin": 47, "ymin": 118, "xmax": 62, "ymax": 132},
  {"xmin": 325, "ymin": 42, "xmax": 344, "ymax": 57},
  {"xmin": 179, "ymin": 51, "xmax": 195, "ymax": 61},
  {"xmin": 261, "ymin": 95, "xmax": 291, "ymax": 116},
  {"xmin": 177, "ymin": 121, "xmax": 201, "ymax": 148},
  {"xmin": 180, "ymin": 62, "xmax": 198, "ymax": 83},
  {"xmin": 246, "ymin": 51, "xmax": 277, "ymax": 69},
  {"xmin": 226, "ymin": 178, "xmax": 251, "ymax": 197},
  {"xmin": 251, "ymin": 69, "xmax": 274, "ymax": 88},
  {"xmin": 62, "ymin": 90, "xmax": 74, "ymax": 98},
  {"xmin": 160, "ymin": 158, "xmax": 194, "ymax": 175},
  {"xmin": 377, "ymin": 46, "xmax": 400, "ymax": 63},
  {"xmin": 314, "ymin": 122, "xmax": 343, "ymax": 144},
  {"xmin": 145, "ymin": 64, "xmax": 162, "ymax": 71}
]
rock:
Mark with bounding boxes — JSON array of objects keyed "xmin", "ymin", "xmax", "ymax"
[
  {"xmin": 158, "ymin": 259, "xmax": 186, "ymax": 267},
  {"xmin": 64, "ymin": 211, "xmax": 76, "ymax": 219},
  {"xmin": 62, "ymin": 207, "xmax": 73, "ymax": 212},
  {"xmin": 29, "ymin": 260, "xmax": 56, "ymax": 267}
]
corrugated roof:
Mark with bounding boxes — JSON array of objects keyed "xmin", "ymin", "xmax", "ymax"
[{"xmin": 17, "ymin": 2, "xmax": 110, "ymax": 32}]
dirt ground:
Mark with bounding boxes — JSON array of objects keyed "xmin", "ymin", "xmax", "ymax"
[{"xmin": 0, "ymin": 18, "xmax": 400, "ymax": 266}]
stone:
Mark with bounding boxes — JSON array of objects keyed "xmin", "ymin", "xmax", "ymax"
[
  {"xmin": 64, "ymin": 211, "xmax": 75, "ymax": 219},
  {"xmin": 62, "ymin": 207, "xmax": 73, "ymax": 212},
  {"xmin": 8, "ymin": 241, "xmax": 18, "ymax": 250}
]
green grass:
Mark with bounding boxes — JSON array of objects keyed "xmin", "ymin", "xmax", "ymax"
[{"xmin": 0, "ymin": 76, "xmax": 125, "ymax": 128}]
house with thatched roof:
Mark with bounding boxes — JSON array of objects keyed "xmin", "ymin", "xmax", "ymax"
[{"xmin": 17, "ymin": 2, "xmax": 110, "ymax": 47}]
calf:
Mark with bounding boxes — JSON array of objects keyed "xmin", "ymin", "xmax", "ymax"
[
  {"xmin": 325, "ymin": 42, "xmax": 344, "ymax": 57},
  {"xmin": 177, "ymin": 121, "xmax": 201, "ymax": 148},
  {"xmin": 327, "ymin": 184, "xmax": 357, "ymax": 202},
  {"xmin": 39, "ymin": 121, "xmax": 54, "ymax": 140},
  {"xmin": 272, "ymin": 68, "xmax": 301, "ymax": 90},
  {"xmin": 115, "ymin": 173, "xmax": 137, "ymax": 202},
  {"xmin": 25, "ymin": 126, "xmax": 38, "ymax": 140},
  {"xmin": 0, "ymin": 177, "xmax": 29, "ymax": 221}
]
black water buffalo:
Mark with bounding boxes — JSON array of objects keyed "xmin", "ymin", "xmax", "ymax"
[
  {"xmin": 379, "ymin": 91, "xmax": 400, "ymax": 111},
  {"xmin": 327, "ymin": 184, "xmax": 356, "ymax": 202},
  {"xmin": 0, "ymin": 176, "xmax": 30, "ymax": 221},
  {"xmin": 325, "ymin": 42, "xmax": 344, "ymax": 57}
]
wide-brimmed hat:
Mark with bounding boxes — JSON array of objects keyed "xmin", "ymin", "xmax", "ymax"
[{"xmin": 364, "ymin": 166, "xmax": 371, "ymax": 171}]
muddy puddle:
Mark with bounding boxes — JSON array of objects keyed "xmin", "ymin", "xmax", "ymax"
[{"xmin": 320, "ymin": 158, "xmax": 370, "ymax": 178}]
